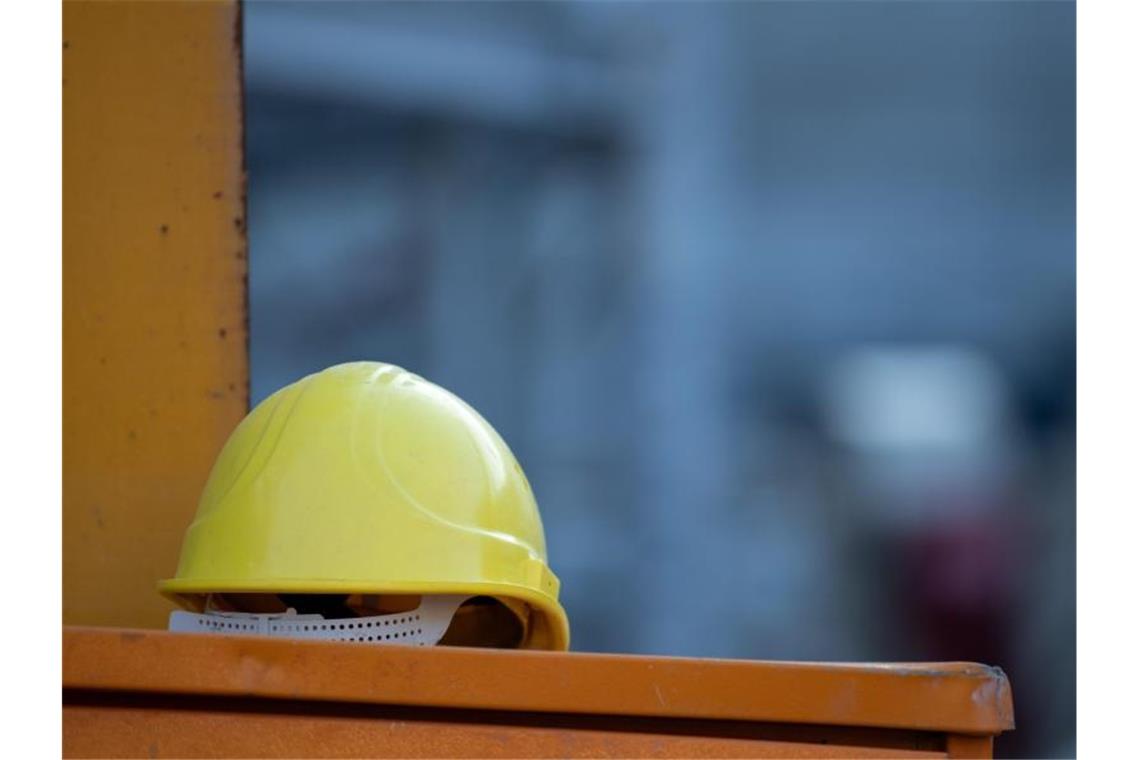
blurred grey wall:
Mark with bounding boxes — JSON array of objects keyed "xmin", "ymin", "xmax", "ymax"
[{"xmin": 245, "ymin": 2, "xmax": 1074, "ymax": 756}]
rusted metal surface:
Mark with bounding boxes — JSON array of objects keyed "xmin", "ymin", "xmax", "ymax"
[
  {"xmin": 63, "ymin": 628, "xmax": 1013, "ymax": 758},
  {"xmin": 62, "ymin": 0, "xmax": 247, "ymax": 629}
]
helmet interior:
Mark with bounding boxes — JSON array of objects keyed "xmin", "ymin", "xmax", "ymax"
[{"xmin": 202, "ymin": 593, "xmax": 527, "ymax": 649}]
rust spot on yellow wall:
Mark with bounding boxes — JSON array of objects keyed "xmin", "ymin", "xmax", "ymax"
[{"xmin": 63, "ymin": 0, "xmax": 247, "ymax": 628}]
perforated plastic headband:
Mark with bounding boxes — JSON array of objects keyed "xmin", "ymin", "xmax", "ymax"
[{"xmin": 168, "ymin": 594, "xmax": 469, "ymax": 646}]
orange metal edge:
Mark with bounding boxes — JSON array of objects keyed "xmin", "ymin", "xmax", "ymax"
[
  {"xmin": 63, "ymin": 627, "xmax": 1013, "ymax": 736},
  {"xmin": 945, "ymin": 734, "xmax": 995, "ymax": 759},
  {"xmin": 62, "ymin": 704, "xmax": 954, "ymax": 759}
]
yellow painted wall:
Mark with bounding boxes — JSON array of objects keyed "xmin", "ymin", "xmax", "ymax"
[{"xmin": 63, "ymin": 0, "xmax": 248, "ymax": 628}]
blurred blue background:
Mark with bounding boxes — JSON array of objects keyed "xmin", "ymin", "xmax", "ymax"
[{"xmin": 244, "ymin": 2, "xmax": 1074, "ymax": 756}]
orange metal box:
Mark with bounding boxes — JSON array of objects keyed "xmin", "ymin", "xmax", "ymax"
[{"xmin": 63, "ymin": 627, "xmax": 1013, "ymax": 759}]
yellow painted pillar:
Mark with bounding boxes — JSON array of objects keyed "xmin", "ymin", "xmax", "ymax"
[{"xmin": 63, "ymin": 0, "xmax": 248, "ymax": 628}]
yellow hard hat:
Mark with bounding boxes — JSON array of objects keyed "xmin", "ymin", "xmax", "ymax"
[{"xmin": 159, "ymin": 361, "xmax": 569, "ymax": 650}]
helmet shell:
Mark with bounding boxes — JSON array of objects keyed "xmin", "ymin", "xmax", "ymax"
[{"xmin": 160, "ymin": 362, "xmax": 569, "ymax": 650}]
